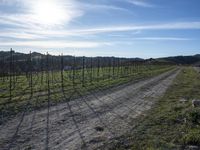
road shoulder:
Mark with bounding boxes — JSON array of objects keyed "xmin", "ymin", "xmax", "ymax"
[{"xmin": 106, "ymin": 67, "xmax": 200, "ymax": 150}]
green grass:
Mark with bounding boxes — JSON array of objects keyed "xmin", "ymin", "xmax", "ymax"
[
  {"xmin": 111, "ymin": 67, "xmax": 200, "ymax": 150},
  {"xmin": 0, "ymin": 65, "xmax": 175, "ymax": 122}
]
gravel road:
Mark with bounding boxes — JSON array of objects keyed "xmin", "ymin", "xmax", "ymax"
[{"xmin": 0, "ymin": 68, "xmax": 180, "ymax": 150}]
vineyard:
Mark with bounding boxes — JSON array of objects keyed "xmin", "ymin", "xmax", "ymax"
[
  {"xmin": 0, "ymin": 50, "xmax": 177, "ymax": 149},
  {"xmin": 0, "ymin": 50, "xmax": 174, "ymax": 122}
]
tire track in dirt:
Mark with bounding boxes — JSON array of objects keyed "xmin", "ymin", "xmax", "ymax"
[{"xmin": 0, "ymin": 68, "xmax": 180, "ymax": 150}]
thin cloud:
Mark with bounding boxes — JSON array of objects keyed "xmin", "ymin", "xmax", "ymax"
[
  {"xmin": 0, "ymin": 15, "xmax": 45, "ymax": 30},
  {"xmin": 0, "ymin": 40, "xmax": 110, "ymax": 49},
  {"xmin": 81, "ymin": 3, "xmax": 129, "ymax": 12},
  {"xmin": 126, "ymin": 0, "xmax": 154, "ymax": 7},
  {"xmin": 132, "ymin": 37, "xmax": 191, "ymax": 41},
  {"xmin": 21, "ymin": 21, "xmax": 200, "ymax": 37},
  {"xmin": 1, "ymin": 21, "xmax": 200, "ymax": 41},
  {"xmin": 78, "ymin": 21, "xmax": 200, "ymax": 34},
  {"xmin": 0, "ymin": 0, "xmax": 131, "ymax": 30},
  {"xmin": 1, "ymin": 21, "xmax": 200, "ymax": 40},
  {"xmin": 0, "ymin": 31, "xmax": 43, "ymax": 39},
  {"xmin": 0, "ymin": 0, "xmax": 83, "ymax": 29}
]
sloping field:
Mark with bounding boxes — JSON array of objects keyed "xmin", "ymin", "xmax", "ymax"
[{"xmin": 0, "ymin": 68, "xmax": 180, "ymax": 150}]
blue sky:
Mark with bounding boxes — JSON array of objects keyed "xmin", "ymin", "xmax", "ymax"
[{"xmin": 0, "ymin": 0, "xmax": 200, "ymax": 58}]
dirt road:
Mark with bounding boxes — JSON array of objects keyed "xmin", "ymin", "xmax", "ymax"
[
  {"xmin": 194, "ymin": 67, "xmax": 200, "ymax": 73},
  {"xmin": 0, "ymin": 68, "xmax": 180, "ymax": 150}
]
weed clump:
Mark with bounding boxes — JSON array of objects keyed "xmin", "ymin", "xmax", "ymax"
[{"xmin": 182, "ymin": 129, "xmax": 200, "ymax": 146}]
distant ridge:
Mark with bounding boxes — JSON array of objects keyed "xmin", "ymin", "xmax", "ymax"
[
  {"xmin": 0, "ymin": 50, "xmax": 144, "ymax": 61},
  {"xmin": 0, "ymin": 50, "xmax": 200, "ymax": 65},
  {"xmin": 157, "ymin": 54, "xmax": 200, "ymax": 65}
]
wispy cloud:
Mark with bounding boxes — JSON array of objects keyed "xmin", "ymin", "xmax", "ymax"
[
  {"xmin": 0, "ymin": 0, "xmax": 83, "ymax": 29},
  {"xmin": 0, "ymin": 40, "xmax": 110, "ymax": 48},
  {"xmin": 0, "ymin": 31, "xmax": 44, "ymax": 39},
  {"xmin": 0, "ymin": 0, "xmax": 132, "ymax": 31},
  {"xmin": 132, "ymin": 37, "xmax": 191, "ymax": 41},
  {"xmin": 81, "ymin": 3, "xmax": 129, "ymax": 12},
  {"xmin": 1, "ymin": 21, "xmax": 200, "ymax": 41},
  {"xmin": 81, "ymin": 22, "xmax": 200, "ymax": 34},
  {"xmin": 126, "ymin": 0, "xmax": 154, "ymax": 7},
  {"xmin": 16, "ymin": 21, "xmax": 200, "ymax": 37}
]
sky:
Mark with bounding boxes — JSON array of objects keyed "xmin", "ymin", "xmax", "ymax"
[{"xmin": 0, "ymin": 0, "xmax": 200, "ymax": 58}]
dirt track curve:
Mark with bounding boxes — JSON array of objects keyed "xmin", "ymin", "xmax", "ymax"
[{"xmin": 0, "ymin": 68, "xmax": 180, "ymax": 150}]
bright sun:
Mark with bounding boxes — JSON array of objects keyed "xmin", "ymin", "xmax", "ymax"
[{"xmin": 31, "ymin": 0, "xmax": 67, "ymax": 26}]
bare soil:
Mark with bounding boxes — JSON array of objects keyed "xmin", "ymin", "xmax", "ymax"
[{"xmin": 0, "ymin": 69, "xmax": 180, "ymax": 150}]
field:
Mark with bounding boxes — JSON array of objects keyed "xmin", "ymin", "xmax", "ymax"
[
  {"xmin": 0, "ymin": 66, "xmax": 178, "ymax": 149},
  {"xmin": 0, "ymin": 55, "xmax": 179, "ymax": 149},
  {"xmin": 1, "ymin": 0, "xmax": 200, "ymax": 149},
  {"xmin": 1, "ymin": 52, "xmax": 200, "ymax": 150},
  {"xmin": 0, "ymin": 59, "xmax": 173, "ymax": 123}
]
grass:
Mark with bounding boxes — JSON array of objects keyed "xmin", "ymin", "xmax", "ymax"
[
  {"xmin": 111, "ymin": 67, "xmax": 200, "ymax": 149},
  {"xmin": 0, "ymin": 65, "xmax": 174, "ymax": 123}
]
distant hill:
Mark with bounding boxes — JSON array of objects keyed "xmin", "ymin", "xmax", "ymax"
[
  {"xmin": 0, "ymin": 50, "xmax": 200, "ymax": 65},
  {"xmin": 0, "ymin": 50, "xmax": 146, "ymax": 73},
  {"xmin": 157, "ymin": 54, "xmax": 200, "ymax": 65},
  {"xmin": 0, "ymin": 50, "xmax": 144, "ymax": 62}
]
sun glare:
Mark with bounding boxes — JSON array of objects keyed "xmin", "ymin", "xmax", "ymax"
[{"xmin": 31, "ymin": 0, "xmax": 67, "ymax": 26}]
